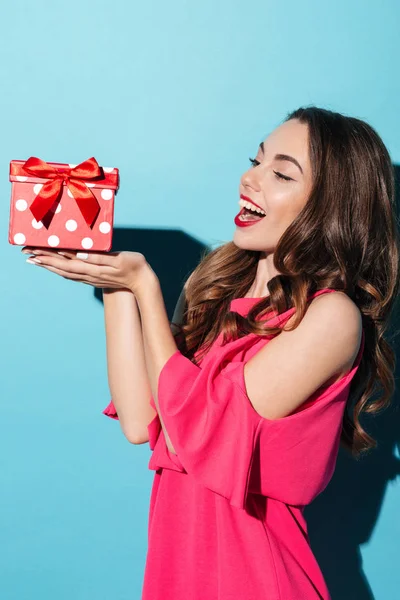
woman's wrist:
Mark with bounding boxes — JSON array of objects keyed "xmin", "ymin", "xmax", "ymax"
[{"xmin": 130, "ymin": 262, "xmax": 160, "ymax": 298}]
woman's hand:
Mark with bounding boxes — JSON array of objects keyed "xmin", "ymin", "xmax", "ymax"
[{"xmin": 21, "ymin": 246, "xmax": 156, "ymax": 294}]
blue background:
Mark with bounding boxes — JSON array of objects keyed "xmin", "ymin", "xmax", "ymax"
[{"xmin": 1, "ymin": 1, "xmax": 399, "ymax": 598}]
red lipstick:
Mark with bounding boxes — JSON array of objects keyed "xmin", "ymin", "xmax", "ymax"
[{"xmin": 234, "ymin": 195, "xmax": 266, "ymax": 228}]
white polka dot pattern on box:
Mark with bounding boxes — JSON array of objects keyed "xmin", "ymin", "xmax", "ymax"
[
  {"xmin": 81, "ymin": 237, "xmax": 93, "ymax": 249},
  {"xmin": 65, "ymin": 219, "xmax": 78, "ymax": 232},
  {"xmin": 14, "ymin": 233, "xmax": 26, "ymax": 244},
  {"xmin": 99, "ymin": 222, "xmax": 111, "ymax": 234},
  {"xmin": 101, "ymin": 189, "xmax": 113, "ymax": 200},
  {"xmin": 48, "ymin": 235, "xmax": 60, "ymax": 247},
  {"xmin": 16, "ymin": 199, "xmax": 28, "ymax": 211},
  {"xmin": 10, "ymin": 168, "xmax": 115, "ymax": 249}
]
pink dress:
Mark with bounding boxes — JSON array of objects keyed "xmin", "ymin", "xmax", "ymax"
[{"xmin": 103, "ymin": 288, "xmax": 365, "ymax": 600}]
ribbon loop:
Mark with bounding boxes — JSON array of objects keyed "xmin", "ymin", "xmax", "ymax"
[{"xmin": 22, "ymin": 156, "xmax": 102, "ymax": 227}]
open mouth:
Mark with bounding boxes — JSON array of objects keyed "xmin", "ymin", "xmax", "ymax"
[{"xmin": 239, "ymin": 205, "xmax": 266, "ymax": 221}]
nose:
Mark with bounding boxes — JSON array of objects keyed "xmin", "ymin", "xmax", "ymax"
[{"xmin": 240, "ymin": 163, "xmax": 262, "ymax": 192}]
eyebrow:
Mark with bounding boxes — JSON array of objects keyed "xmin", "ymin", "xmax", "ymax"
[{"xmin": 259, "ymin": 141, "xmax": 303, "ymax": 175}]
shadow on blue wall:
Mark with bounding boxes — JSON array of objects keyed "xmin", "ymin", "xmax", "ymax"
[{"xmin": 93, "ymin": 166, "xmax": 400, "ymax": 600}]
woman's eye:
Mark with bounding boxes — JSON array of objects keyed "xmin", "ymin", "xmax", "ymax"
[
  {"xmin": 273, "ymin": 170, "xmax": 292, "ymax": 182},
  {"xmin": 248, "ymin": 157, "xmax": 293, "ymax": 182}
]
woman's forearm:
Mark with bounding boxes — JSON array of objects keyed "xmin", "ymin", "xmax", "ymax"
[
  {"xmin": 103, "ymin": 288, "xmax": 157, "ymax": 443},
  {"xmin": 134, "ymin": 271, "xmax": 180, "ymax": 454}
]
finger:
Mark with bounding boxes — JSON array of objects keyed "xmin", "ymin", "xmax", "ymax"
[
  {"xmin": 26, "ymin": 253, "xmax": 110, "ymax": 279},
  {"xmin": 21, "ymin": 247, "xmax": 83, "ymax": 264},
  {"xmin": 34, "ymin": 255, "xmax": 122, "ymax": 288},
  {"xmin": 56, "ymin": 251, "xmax": 99, "ymax": 263},
  {"xmin": 29, "ymin": 262, "xmax": 82, "ymax": 280},
  {"xmin": 59, "ymin": 249, "xmax": 118, "ymax": 267},
  {"xmin": 22, "ymin": 247, "xmax": 64, "ymax": 259},
  {"xmin": 21, "ymin": 246, "xmax": 113, "ymax": 266},
  {"xmin": 31, "ymin": 262, "xmax": 120, "ymax": 288},
  {"xmin": 58, "ymin": 251, "xmax": 88, "ymax": 260}
]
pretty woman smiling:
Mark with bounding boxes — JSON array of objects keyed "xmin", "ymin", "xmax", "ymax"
[{"xmin": 23, "ymin": 106, "xmax": 399, "ymax": 600}]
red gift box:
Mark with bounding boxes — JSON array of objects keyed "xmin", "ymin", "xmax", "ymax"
[{"xmin": 9, "ymin": 156, "xmax": 119, "ymax": 251}]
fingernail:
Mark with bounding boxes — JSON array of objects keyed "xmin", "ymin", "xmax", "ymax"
[
  {"xmin": 27, "ymin": 258, "xmax": 41, "ymax": 264},
  {"xmin": 76, "ymin": 253, "xmax": 89, "ymax": 260},
  {"xmin": 58, "ymin": 252, "xmax": 67, "ymax": 256}
]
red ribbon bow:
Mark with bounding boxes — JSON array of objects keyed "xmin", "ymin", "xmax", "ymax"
[{"xmin": 22, "ymin": 156, "xmax": 103, "ymax": 227}]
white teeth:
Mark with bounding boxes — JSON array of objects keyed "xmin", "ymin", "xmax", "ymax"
[{"xmin": 238, "ymin": 199, "xmax": 266, "ymax": 216}]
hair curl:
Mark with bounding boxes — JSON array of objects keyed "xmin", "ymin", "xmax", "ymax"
[{"xmin": 174, "ymin": 106, "xmax": 400, "ymax": 459}]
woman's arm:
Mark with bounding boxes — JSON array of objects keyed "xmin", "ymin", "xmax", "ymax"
[
  {"xmin": 134, "ymin": 270, "xmax": 187, "ymax": 454},
  {"xmin": 103, "ymin": 289, "xmax": 156, "ymax": 444},
  {"xmin": 103, "ymin": 277, "xmax": 189, "ymax": 445}
]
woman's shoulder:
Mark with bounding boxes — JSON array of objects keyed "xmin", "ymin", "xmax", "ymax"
[
  {"xmin": 307, "ymin": 290, "xmax": 362, "ymax": 339},
  {"xmin": 284, "ymin": 289, "xmax": 362, "ymax": 330},
  {"xmin": 284, "ymin": 290, "xmax": 364, "ymax": 382}
]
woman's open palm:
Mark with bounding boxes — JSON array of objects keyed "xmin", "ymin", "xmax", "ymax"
[{"xmin": 21, "ymin": 247, "xmax": 151, "ymax": 292}]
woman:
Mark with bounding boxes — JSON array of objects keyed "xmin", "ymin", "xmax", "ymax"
[{"xmin": 22, "ymin": 106, "xmax": 399, "ymax": 599}]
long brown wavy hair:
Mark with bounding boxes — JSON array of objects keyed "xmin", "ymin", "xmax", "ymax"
[{"xmin": 174, "ymin": 106, "xmax": 400, "ymax": 458}]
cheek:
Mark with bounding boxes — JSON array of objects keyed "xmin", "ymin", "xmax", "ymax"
[{"xmin": 267, "ymin": 188, "xmax": 307, "ymax": 222}]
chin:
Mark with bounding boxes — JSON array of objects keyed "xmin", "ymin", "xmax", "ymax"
[{"xmin": 232, "ymin": 235, "xmax": 264, "ymax": 252}]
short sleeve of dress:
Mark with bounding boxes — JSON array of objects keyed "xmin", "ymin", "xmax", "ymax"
[
  {"xmin": 101, "ymin": 394, "xmax": 185, "ymax": 472},
  {"xmin": 102, "ymin": 400, "xmax": 119, "ymax": 420},
  {"xmin": 102, "ymin": 396, "xmax": 162, "ymax": 448},
  {"xmin": 155, "ymin": 330, "xmax": 365, "ymax": 510},
  {"xmin": 156, "ymin": 349, "xmax": 264, "ymax": 509}
]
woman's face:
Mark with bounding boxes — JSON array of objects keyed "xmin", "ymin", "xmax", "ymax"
[{"xmin": 233, "ymin": 118, "xmax": 313, "ymax": 252}]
